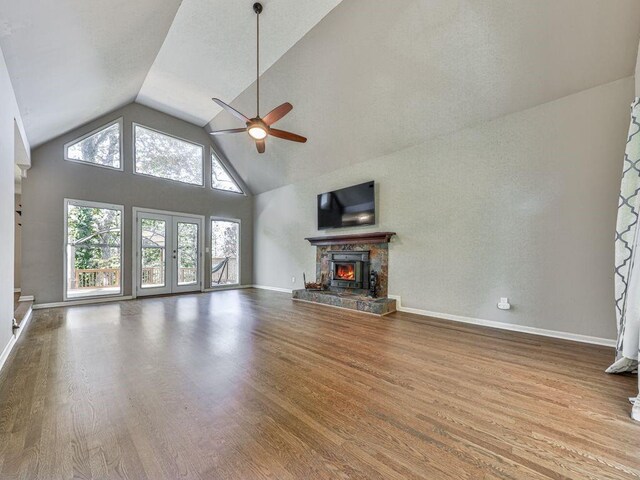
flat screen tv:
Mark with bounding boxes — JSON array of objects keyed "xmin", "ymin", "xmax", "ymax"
[{"xmin": 317, "ymin": 181, "xmax": 375, "ymax": 229}]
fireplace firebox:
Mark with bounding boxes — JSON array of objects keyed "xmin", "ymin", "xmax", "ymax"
[{"xmin": 328, "ymin": 251, "xmax": 369, "ymax": 290}]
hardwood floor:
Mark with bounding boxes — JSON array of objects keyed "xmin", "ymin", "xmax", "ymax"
[{"xmin": 0, "ymin": 289, "xmax": 638, "ymax": 479}]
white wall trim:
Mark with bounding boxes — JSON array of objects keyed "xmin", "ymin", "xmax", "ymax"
[
  {"xmin": 18, "ymin": 295, "xmax": 34, "ymax": 302},
  {"xmin": 252, "ymin": 284, "xmax": 293, "ymax": 294},
  {"xmin": 13, "ymin": 288, "xmax": 20, "ymax": 293},
  {"xmin": 0, "ymin": 306, "xmax": 33, "ymax": 376},
  {"xmin": 388, "ymin": 295, "xmax": 616, "ymax": 347},
  {"xmin": 33, "ymin": 295, "xmax": 133, "ymax": 310}
]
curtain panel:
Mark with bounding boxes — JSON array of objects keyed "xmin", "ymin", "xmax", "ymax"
[{"xmin": 608, "ymin": 97, "xmax": 640, "ymax": 421}]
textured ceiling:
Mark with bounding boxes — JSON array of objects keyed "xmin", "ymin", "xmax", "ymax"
[
  {"xmin": 1, "ymin": 0, "xmax": 639, "ymax": 193},
  {"xmin": 0, "ymin": 0, "xmax": 340, "ymax": 147},
  {"xmin": 0, "ymin": 0, "xmax": 182, "ymax": 147},
  {"xmin": 210, "ymin": 0, "xmax": 640, "ymax": 194},
  {"xmin": 136, "ymin": 0, "xmax": 342, "ymax": 126}
]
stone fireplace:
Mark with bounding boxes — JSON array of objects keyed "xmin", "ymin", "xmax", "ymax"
[{"xmin": 292, "ymin": 232, "xmax": 396, "ymax": 315}]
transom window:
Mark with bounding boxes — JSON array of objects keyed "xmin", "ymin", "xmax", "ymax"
[
  {"xmin": 211, "ymin": 152, "xmax": 243, "ymax": 194},
  {"xmin": 134, "ymin": 124, "xmax": 204, "ymax": 186},
  {"xmin": 64, "ymin": 118, "xmax": 122, "ymax": 170}
]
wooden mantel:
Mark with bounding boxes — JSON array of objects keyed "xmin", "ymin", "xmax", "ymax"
[{"xmin": 305, "ymin": 232, "xmax": 396, "ymax": 246}]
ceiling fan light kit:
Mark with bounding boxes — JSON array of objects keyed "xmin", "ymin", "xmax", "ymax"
[{"xmin": 210, "ymin": 2, "xmax": 307, "ymax": 153}]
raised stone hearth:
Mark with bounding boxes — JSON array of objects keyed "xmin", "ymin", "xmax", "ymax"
[
  {"xmin": 292, "ymin": 232, "xmax": 396, "ymax": 316},
  {"xmin": 292, "ymin": 289, "xmax": 396, "ymax": 315}
]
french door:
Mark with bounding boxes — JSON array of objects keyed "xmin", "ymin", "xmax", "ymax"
[{"xmin": 135, "ymin": 210, "xmax": 203, "ymax": 296}]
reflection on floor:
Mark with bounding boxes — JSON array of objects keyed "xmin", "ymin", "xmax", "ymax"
[
  {"xmin": 0, "ymin": 289, "xmax": 638, "ymax": 479},
  {"xmin": 66, "ymin": 286, "xmax": 121, "ymax": 298}
]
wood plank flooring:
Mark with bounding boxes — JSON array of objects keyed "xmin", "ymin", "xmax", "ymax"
[{"xmin": 0, "ymin": 288, "xmax": 638, "ymax": 479}]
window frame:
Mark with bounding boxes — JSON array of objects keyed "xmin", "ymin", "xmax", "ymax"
[
  {"xmin": 63, "ymin": 198, "xmax": 125, "ymax": 301},
  {"xmin": 63, "ymin": 118, "xmax": 124, "ymax": 171},
  {"xmin": 210, "ymin": 216, "xmax": 241, "ymax": 288},
  {"xmin": 132, "ymin": 122, "xmax": 205, "ymax": 187},
  {"xmin": 210, "ymin": 149, "xmax": 245, "ymax": 195}
]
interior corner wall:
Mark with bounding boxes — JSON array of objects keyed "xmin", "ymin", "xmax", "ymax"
[
  {"xmin": 0, "ymin": 48, "xmax": 29, "ymax": 359},
  {"xmin": 253, "ymin": 77, "xmax": 633, "ymax": 340},
  {"xmin": 21, "ymin": 103, "xmax": 253, "ymax": 304}
]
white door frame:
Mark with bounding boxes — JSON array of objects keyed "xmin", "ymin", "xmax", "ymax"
[
  {"xmin": 210, "ymin": 216, "xmax": 241, "ymax": 288},
  {"xmin": 172, "ymin": 215, "xmax": 203, "ymax": 294},
  {"xmin": 63, "ymin": 198, "xmax": 125, "ymax": 301},
  {"xmin": 132, "ymin": 207, "xmax": 205, "ymax": 299}
]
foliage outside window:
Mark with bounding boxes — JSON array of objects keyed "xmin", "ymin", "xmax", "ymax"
[
  {"xmin": 211, "ymin": 153, "xmax": 243, "ymax": 193},
  {"xmin": 177, "ymin": 222, "xmax": 199, "ymax": 285},
  {"xmin": 140, "ymin": 218, "xmax": 167, "ymax": 288},
  {"xmin": 211, "ymin": 219, "xmax": 240, "ymax": 286},
  {"xmin": 65, "ymin": 200, "xmax": 123, "ymax": 299},
  {"xmin": 64, "ymin": 119, "xmax": 122, "ymax": 169},
  {"xmin": 134, "ymin": 124, "xmax": 204, "ymax": 186}
]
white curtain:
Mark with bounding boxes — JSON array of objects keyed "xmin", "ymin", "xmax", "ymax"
[{"xmin": 607, "ymin": 97, "xmax": 640, "ymax": 421}]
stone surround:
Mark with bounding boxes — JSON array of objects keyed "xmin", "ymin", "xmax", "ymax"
[{"xmin": 291, "ymin": 232, "xmax": 396, "ymax": 316}]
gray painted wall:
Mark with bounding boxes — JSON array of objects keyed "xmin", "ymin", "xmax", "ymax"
[
  {"xmin": 22, "ymin": 103, "xmax": 252, "ymax": 304},
  {"xmin": 253, "ymin": 77, "xmax": 633, "ymax": 340},
  {"xmin": 0, "ymin": 47, "xmax": 30, "ymax": 360}
]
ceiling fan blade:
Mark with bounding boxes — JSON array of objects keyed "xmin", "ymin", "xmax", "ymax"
[
  {"xmin": 256, "ymin": 139, "xmax": 265, "ymax": 154},
  {"xmin": 212, "ymin": 98, "xmax": 250, "ymax": 123},
  {"xmin": 262, "ymin": 102, "xmax": 293, "ymax": 126},
  {"xmin": 269, "ymin": 128, "xmax": 307, "ymax": 143},
  {"xmin": 209, "ymin": 128, "xmax": 247, "ymax": 136}
]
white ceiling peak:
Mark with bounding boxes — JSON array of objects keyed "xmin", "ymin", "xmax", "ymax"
[
  {"xmin": 0, "ymin": 0, "xmax": 183, "ymax": 147},
  {"xmin": 136, "ymin": 0, "xmax": 342, "ymax": 126}
]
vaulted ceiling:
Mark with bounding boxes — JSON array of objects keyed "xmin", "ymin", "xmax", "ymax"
[
  {"xmin": 0, "ymin": 0, "xmax": 341, "ymax": 146},
  {"xmin": 210, "ymin": 0, "xmax": 640, "ymax": 193},
  {"xmin": 1, "ymin": 0, "xmax": 640, "ymax": 194}
]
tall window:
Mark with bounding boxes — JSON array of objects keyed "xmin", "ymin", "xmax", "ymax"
[
  {"xmin": 64, "ymin": 118, "xmax": 122, "ymax": 170},
  {"xmin": 134, "ymin": 124, "xmax": 204, "ymax": 186},
  {"xmin": 65, "ymin": 199, "xmax": 123, "ymax": 299},
  {"xmin": 211, "ymin": 152, "xmax": 243, "ymax": 194},
  {"xmin": 211, "ymin": 219, "xmax": 240, "ymax": 286}
]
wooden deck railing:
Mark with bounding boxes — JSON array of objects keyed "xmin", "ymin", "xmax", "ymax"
[
  {"xmin": 71, "ymin": 267, "xmax": 198, "ymax": 289},
  {"xmin": 74, "ymin": 268, "xmax": 120, "ymax": 289},
  {"xmin": 73, "ymin": 267, "xmax": 199, "ymax": 289},
  {"xmin": 211, "ymin": 257, "xmax": 238, "ymax": 284}
]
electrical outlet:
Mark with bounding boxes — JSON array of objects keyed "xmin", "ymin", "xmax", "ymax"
[
  {"xmin": 291, "ymin": 276, "xmax": 296, "ymax": 284},
  {"xmin": 497, "ymin": 297, "xmax": 511, "ymax": 310}
]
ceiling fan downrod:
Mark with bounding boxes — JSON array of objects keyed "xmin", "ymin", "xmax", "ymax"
[{"xmin": 254, "ymin": 2, "xmax": 262, "ymax": 116}]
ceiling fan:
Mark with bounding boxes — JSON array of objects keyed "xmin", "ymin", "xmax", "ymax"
[{"xmin": 209, "ymin": 2, "xmax": 307, "ymax": 154}]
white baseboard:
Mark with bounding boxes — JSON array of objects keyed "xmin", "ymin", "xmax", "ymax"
[
  {"xmin": 388, "ymin": 295, "xmax": 616, "ymax": 347},
  {"xmin": 0, "ymin": 305, "xmax": 33, "ymax": 376},
  {"xmin": 204, "ymin": 284, "xmax": 252, "ymax": 292},
  {"xmin": 13, "ymin": 288, "xmax": 20, "ymax": 293},
  {"xmin": 18, "ymin": 295, "xmax": 34, "ymax": 302},
  {"xmin": 33, "ymin": 295, "xmax": 133, "ymax": 310},
  {"xmin": 252, "ymin": 284, "xmax": 293, "ymax": 294}
]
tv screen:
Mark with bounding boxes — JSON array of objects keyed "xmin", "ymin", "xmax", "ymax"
[{"xmin": 317, "ymin": 181, "xmax": 375, "ymax": 229}]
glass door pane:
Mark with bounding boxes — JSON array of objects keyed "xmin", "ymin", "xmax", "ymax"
[
  {"xmin": 211, "ymin": 219, "xmax": 240, "ymax": 286},
  {"xmin": 66, "ymin": 201, "xmax": 122, "ymax": 299},
  {"xmin": 136, "ymin": 211, "xmax": 202, "ymax": 296},
  {"xmin": 176, "ymin": 221, "xmax": 198, "ymax": 287},
  {"xmin": 139, "ymin": 217, "xmax": 167, "ymax": 288}
]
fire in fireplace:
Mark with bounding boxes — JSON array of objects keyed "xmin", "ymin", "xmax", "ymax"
[
  {"xmin": 328, "ymin": 251, "xmax": 370, "ymax": 290},
  {"xmin": 335, "ymin": 263, "xmax": 355, "ymax": 280}
]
